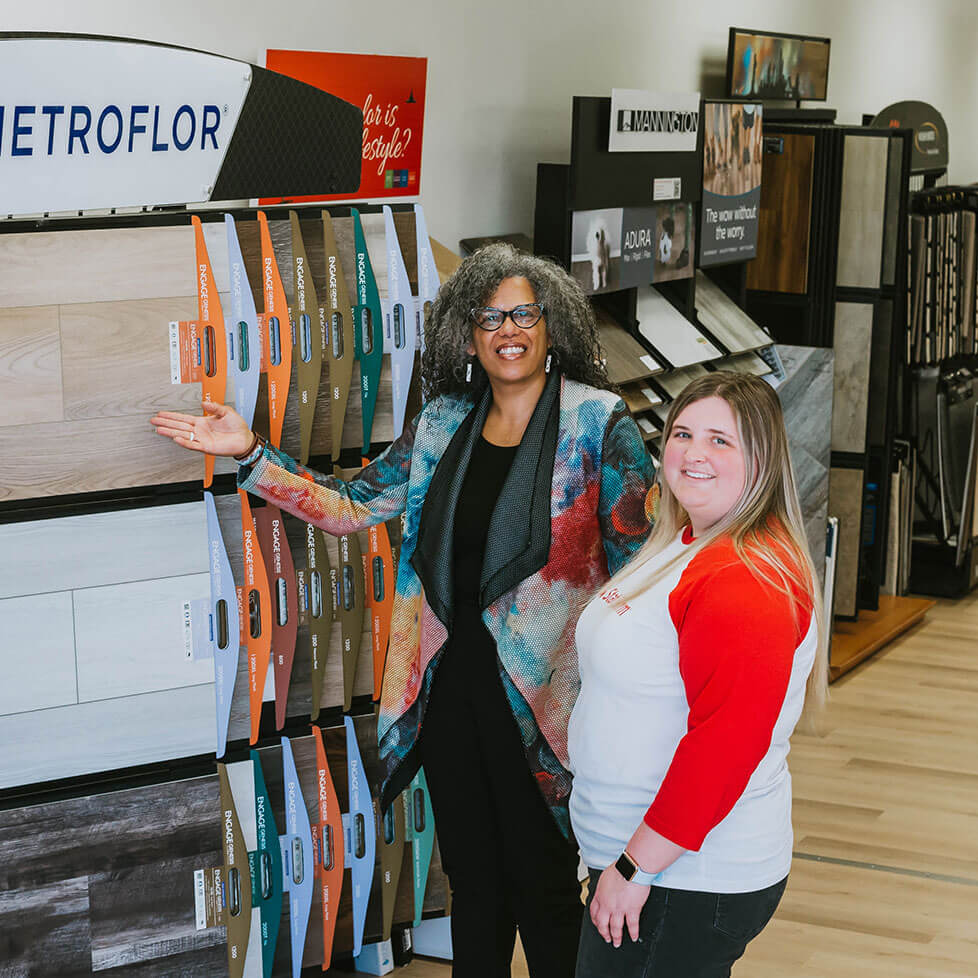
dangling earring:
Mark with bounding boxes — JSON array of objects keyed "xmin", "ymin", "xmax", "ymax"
[
  {"xmin": 545, "ymin": 352, "xmax": 552, "ymax": 374},
  {"xmin": 466, "ymin": 359, "xmax": 473, "ymax": 383}
]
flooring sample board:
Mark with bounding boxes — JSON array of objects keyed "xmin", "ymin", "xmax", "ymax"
[
  {"xmin": 694, "ymin": 272, "xmax": 772, "ymax": 353},
  {"xmin": 596, "ymin": 312, "xmax": 660, "ymax": 384},
  {"xmin": 828, "ymin": 466, "xmax": 864, "ymax": 618},
  {"xmin": 0, "ymin": 773, "xmax": 224, "ymax": 977},
  {"xmin": 774, "ymin": 345, "xmax": 834, "ymax": 589},
  {"xmin": 0, "ymin": 501, "xmax": 207, "ymax": 599},
  {"xmin": 0, "ymin": 501, "xmax": 215, "ymax": 789},
  {"xmin": 867, "ymin": 299, "xmax": 895, "ymax": 447},
  {"xmin": 721, "ymin": 351, "xmax": 772, "ymax": 376},
  {"xmin": 836, "ymin": 134, "xmax": 889, "ymax": 290},
  {"xmin": 746, "ymin": 132, "xmax": 816, "ymax": 294},
  {"xmin": 0, "ymin": 592, "xmax": 77, "ymax": 715},
  {"xmin": 0, "ymin": 305, "xmax": 63, "ymax": 427},
  {"xmin": 73, "ymin": 573, "xmax": 212, "ymax": 702},
  {"xmin": 831, "ymin": 302, "xmax": 874, "ymax": 453},
  {"xmin": 655, "ymin": 363, "xmax": 709, "ymax": 400},
  {"xmin": 636, "ymin": 286, "xmax": 723, "ymax": 368},
  {"xmin": 0, "ymin": 683, "xmax": 216, "ymax": 790},
  {"xmin": 881, "ymin": 136, "xmax": 904, "ymax": 287},
  {"xmin": 0, "ymin": 223, "xmax": 229, "ymax": 309},
  {"xmin": 621, "ymin": 383, "xmax": 663, "ymax": 415}
]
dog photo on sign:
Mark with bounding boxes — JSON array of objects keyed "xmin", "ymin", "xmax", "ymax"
[
  {"xmin": 653, "ymin": 203, "xmax": 693, "ymax": 283},
  {"xmin": 570, "ymin": 207, "xmax": 623, "ymax": 295}
]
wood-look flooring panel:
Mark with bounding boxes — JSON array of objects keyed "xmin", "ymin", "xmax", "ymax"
[
  {"xmin": 0, "ymin": 304, "xmax": 64, "ymax": 427},
  {"xmin": 0, "ymin": 502, "xmax": 207, "ymax": 600},
  {"xmin": 836, "ymin": 134, "xmax": 889, "ymax": 290},
  {"xmin": 0, "ymin": 591, "xmax": 77, "ymax": 715},
  {"xmin": 0, "ymin": 413, "xmax": 235, "ymax": 501},
  {"xmin": 596, "ymin": 314, "xmax": 659, "ymax": 385},
  {"xmin": 59, "ymin": 296, "xmax": 223, "ymax": 421},
  {"xmin": 0, "ymin": 222, "xmax": 229, "ymax": 308},
  {"xmin": 0, "ymin": 683, "xmax": 215, "ymax": 790},
  {"xmin": 828, "ymin": 467, "xmax": 864, "ymax": 618},
  {"xmin": 73, "ymin": 574, "xmax": 212, "ymax": 702},
  {"xmin": 695, "ymin": 271, "xmax": 772, "ymax": 353},
  {"xmin": 832, "ymin": 302, "xmax": 874, "ymax": 453},
  {"xmin": 746, "ymin": 132, "xmax": 816, "ymax": 294}
]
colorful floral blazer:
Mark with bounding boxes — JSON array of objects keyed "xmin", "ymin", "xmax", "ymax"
[{"xmin": 238, "ymin": 375, "xmax": 654, "ymax": 834}]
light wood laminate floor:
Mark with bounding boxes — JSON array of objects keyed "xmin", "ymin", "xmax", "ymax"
[{"xmin": 398, "ymin": 591, "xmax": 978, "ymax": 977}]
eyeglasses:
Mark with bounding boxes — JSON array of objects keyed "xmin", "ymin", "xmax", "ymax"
[{"xmin": 470, "ymin": 303, "xmax": 545, "ymax": 331}]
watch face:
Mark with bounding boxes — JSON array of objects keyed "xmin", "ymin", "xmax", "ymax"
[{"xmin": 615, "ymin": 853, "xmax": 636, "ymax": 882}]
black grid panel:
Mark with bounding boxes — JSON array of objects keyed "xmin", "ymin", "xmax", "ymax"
[{"xmin": 212, "ymin": 65, "xmax": 363, "ymax": 201}]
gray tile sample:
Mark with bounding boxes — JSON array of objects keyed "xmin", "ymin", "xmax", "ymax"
[
  {"xmin": 694, "ymin": 272, "xmax": 772, "ymax": 353},
  {"xmin": 636, "ymin": 286, "xmax": 723, "ymax": 368},
  {"xmin": 836, "ymin": 134, "xmax": 888, "ymax": 289},
  {"xmin": 831, "ymin": 302, "xmax": 874, "ymax": 453},
  {"xmin": 774, "ymin": 345, "xmax": 834, "ymax": 589},
  {"xmin": 828, "ymin": 466, "xmax": 864, "ymax": 618}
]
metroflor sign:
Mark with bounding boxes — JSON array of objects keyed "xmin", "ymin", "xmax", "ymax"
[{"xmin": 0, "ymin": 34, "xmax": 363, "ymax": 216}]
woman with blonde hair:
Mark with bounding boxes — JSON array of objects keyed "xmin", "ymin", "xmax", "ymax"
[{"xmin": 569, "ymin": 370, "xmax": 826, "ymax": 978}]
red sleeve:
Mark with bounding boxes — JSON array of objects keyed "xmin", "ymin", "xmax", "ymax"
[{"xmin": 643, "ymin": 542, "xmax": 811, "ymax": 851}]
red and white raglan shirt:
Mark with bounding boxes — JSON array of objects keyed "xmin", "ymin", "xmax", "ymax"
[{"xmin": 568, "ymin": 525, "xmax": 817, "ymax": 894}]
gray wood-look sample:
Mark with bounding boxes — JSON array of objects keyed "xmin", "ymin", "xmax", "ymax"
[
  {"xmin": 655, "ymin": 363, "xmax": 709, "ymax": 400},
  {"xmin": 0, "ymin": 501, "xmax": 215, "ymax": 789},
  {"xmin": 74, "ymin": 574, "xmax": 212, "ymax": 701},
  {"xmin": 828, "ymin": 466, "xmax": 864, "ymax": 618},
  {"xmin": 0, "ymin": 502, "xmax": 207, "ymax": 599},
  {"xmin": 720, "ymin": 352, "xmax": 772, "ymax": 376},
  {"xmin": 836, "ymin": 134, "xmax": 889, "ymax": 289},
  {"xmin": 0, "ymin": 592, "xmax": 77, "ymax": 715},
  {"xmin": 0, "ymin": 304, "xmax": 64, "ymax": 427},
  {"xmin": 831, "ymin": 302, "xmax": 874, "ymax": 453},
  {"xmin": 694, "ymin": 272, "xmax": 772, "ymax": 353},
  {"xmin": 0, "ymin": 773, "xmax": 223, "ymax": 977},
  {"xmin": 596, "ymin": 313, "xmax": 660, "ymax": 384},
  {"xmin": 881, "ymin": 136, "xmax": 904, "ymax": 287},
  {"xmin": 636, "ymin": 286, "xmax": 723, "ymax": 368},
  {"xmin": 775, "ymin": 345, "xmax": 834, "ymax": 588}
]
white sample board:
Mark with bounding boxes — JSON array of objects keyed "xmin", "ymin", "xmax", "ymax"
[
  {"xmin": 0, "ymin": 501, "xmax": 214, "ymax": 789},
  {"xmin": 637, "ymin": 286, "xmax": 723, "ymax": 368}
]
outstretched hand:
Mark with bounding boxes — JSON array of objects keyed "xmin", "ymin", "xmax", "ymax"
[{"xmin": 150, "ymin": 401, "xmax": 254, "ymax": 457}]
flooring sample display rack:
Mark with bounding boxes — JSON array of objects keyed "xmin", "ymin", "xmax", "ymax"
[{"xmin": 0, "ymin": 202, "xmax": 459, "ymax": 975}]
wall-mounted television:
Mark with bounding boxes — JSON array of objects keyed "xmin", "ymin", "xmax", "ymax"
[{"xmin": 726, "ymin": 28, "xmax": 831, "ymax": 102}]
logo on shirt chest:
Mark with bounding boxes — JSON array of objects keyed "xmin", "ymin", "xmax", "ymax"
[{"xmin": 600, "ymin": 587, "xmax": 630, "ymax": 616}]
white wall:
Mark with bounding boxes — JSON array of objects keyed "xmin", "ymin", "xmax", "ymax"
[{"xmin": 5, "ymin": 0, "xmax": 977, "ymax": 250}]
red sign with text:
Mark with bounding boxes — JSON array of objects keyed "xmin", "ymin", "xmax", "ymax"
[{"xmin": 263, "ymin": 50, "xmax": 426, "ymax": 203}]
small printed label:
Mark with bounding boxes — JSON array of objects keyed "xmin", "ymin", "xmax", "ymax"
[
  {"xmin": 194, "ymin": 869, "xmax": 207, "ymax": 930},
  {"xmin": 169, "ymin": 320, "xmax": 204, "ymax": 385},
  {"xmin": 653, "ymin": 177, "xmax": 682, "ymax": 201},
  {"xmin": 639, "ymin": 354, "xmax": 661, "ymax": 372},
  {"xmin": 640, "ymin": 385, "xmax": 661, "ymax": 405},
  {"xmin": 184, "ymin": 597, "xmax": 214, "ymax": 661},
  {"xmin": 638, "ymin": 416, "xmax": 656, "ymax": 434}
]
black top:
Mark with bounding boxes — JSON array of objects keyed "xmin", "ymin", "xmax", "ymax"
[{"xmin": 453, "ymin": 436, "xmax": 519, "ymax": 609}]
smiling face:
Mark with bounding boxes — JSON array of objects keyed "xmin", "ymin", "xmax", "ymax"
[
  {"xmin": 467, "ymin": 276, "xmax": 549, "ymax": 389},
  {"xmin": 663, "ymin": 395, "xmax": 748, "ymax": 537}
]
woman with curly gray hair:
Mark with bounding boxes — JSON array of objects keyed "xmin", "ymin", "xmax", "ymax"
[{"xmin": 152, "ymin": 243, "xmax": 654, "ymax": 977}]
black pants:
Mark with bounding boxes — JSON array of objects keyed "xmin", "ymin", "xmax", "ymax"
[
  {"xmin": 419, "ymin": 620, "xmax": 583, "ymax": 978},
  {"xmin": 576, "ymin": 870, "xmax": 787, "ymax": 978}
]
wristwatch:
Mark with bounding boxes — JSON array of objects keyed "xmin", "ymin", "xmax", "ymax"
[{"xmin": 615, "ymin": 849, "xmax": 659, "ymax": 886}]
